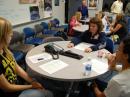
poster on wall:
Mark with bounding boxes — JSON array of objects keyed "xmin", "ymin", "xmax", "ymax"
[
  {"xmin": 30, "ymin": 6, "xmax": 40, "ymax": 20},
  {"xmin": 44, "ymin": 0, "xmax": 52, "ymax": 18},
  {"xmin": 19, "ymin": 0, "xmax": 37, "ymax": 4},
  {"xmin": 88, "ymin": 0, "xmax": 98, "ymax": 9},
  {"xmin": 55, "ymin": 0, "xmax": 59, "ymax": 6}
]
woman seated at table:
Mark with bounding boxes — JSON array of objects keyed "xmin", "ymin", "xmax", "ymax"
[
  {"xmin": 68, "ymin": 11, "xmax": 82, "ymax": 36},
  {"xmin": 96, "ymin": 11, "xmax": 111, "ymax": 32},
  {"xmin": 90, "ymin": 35, "xmax": 130, "ymax": 97},
  {"xmin": 0, "ymin": 17, "xmax": 53, "ymax": 97},
  {"xmin": 67, "ymin": 17, "xmax": 106, "ymax": 53},
  {"xmin": 107, "ymin": 13, "xmax": 128, "ymax": 43}
]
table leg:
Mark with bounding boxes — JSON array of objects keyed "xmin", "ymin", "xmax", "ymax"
[{"xmin": 65, "ymin": 82, "xmax": 74, "ymax": 97}]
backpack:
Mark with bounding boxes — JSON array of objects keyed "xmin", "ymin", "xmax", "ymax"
[{"xmin": 54, "ymin": 31, "xmax": 68, "ymax": 40}]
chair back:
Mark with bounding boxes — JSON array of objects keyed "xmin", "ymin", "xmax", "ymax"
[
  {"xmin": 9, "ymin": 31, "xmax": 24, "ymax": 62},
  {"xmin": 23, "ymin": 27, "xmax": 35, "ymax": 39},
  {"xmin": 105, "ymin": 38, "xmax": 114, "ymax": 53},
  {"xmin": 9, "ymin": 31, "xmax": 35, "ymax": 54},
  {"xmin": 43, "ymin": 36, "xmax": 64, "ymax": 43},
  {"xmin": 12, "ymin": 50, "xmax": 24, "ymax": 62},
  {"xmin": 10, "ymin": 31, "xmax": 24, "ymax": 44},
  {"xmin": 53, "ymin": 18, "xmax": 60, "ymax": 26},
  {"xmin": 34, "ymin": 24, "xmax": 43, "ymax": 34},
  {"xmin": 40, "ymin": 22, "xmax": 49, "ymax": 29},
  {"xmin": 49, "ymin": 20, "xmax": 57, "ymax": 27},
  {"xmin": 54, "ymin": 31, "xmax": 68, "ymax": 40}
]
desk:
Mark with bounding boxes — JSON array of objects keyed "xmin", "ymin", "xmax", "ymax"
[
  {"xmin": 73, "ymin": 25, "xmax": 89, "ymax": 33},
  {"xmin": 26, "ymin": 41, "xmax": 108, "ymax": 97},
  {"xmin": 79, "ymin": 18, "xmax": 90, "ymax": 24},
  {"xmin": 26, "ymin": 41, "xmax": 108, "ymax": 81}
]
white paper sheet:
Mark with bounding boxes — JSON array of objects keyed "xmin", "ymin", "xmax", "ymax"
[
  {"xmin": 39, "ymin": 60, "xmax": 68, "ymax": 74},
  {"xmin": 83, "ymin": 59, "xmax": 108, "ymax": 74},
  {"xmin": 74, "ymin": 43, "xmax": 93, "ymax": 51},
  {"xmin": 27, "ymin": 53, "xmax": 52, "ymax": 63},
  {"xmin": 73, "ymin": 25, "xmax": 89, "ymax": 32}
]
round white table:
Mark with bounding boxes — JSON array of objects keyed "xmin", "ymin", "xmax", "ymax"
[
  {"xmin": 79, "ymin": 18, "xmax": 90, "ymax": 24},
  {"xmin": 26, "ymin": 41, "xmax": 108, "ymax": 81},
  {"xmin": 73, "ymin": 25, "xmax": 89, "ymax": 33},
  {"xmin": 26, "ymin": 41, "xmax": 109, "ymax": 97}
]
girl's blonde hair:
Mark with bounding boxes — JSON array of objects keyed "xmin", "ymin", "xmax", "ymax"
[
  {"xmin": 0, "ymin": 17, "xmax": 12, "ymax": 47},
  {"xmin": 75, "ymin": 12, "xmax": 82, "ymax": 21},
  {"xmin": 95, "ymin": 11, "xmax": 105, "ymax": 19}
]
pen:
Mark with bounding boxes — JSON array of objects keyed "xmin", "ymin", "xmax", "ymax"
[{"xmin": 37, "ymin": 58, "xmax": 44, "ymax": 61}]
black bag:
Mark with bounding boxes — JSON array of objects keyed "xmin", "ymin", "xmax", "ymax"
[{"xmin": 54, "ymin": 31, "xmax": 68, "ymax": 40}]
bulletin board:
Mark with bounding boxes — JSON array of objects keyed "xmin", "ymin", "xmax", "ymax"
[{"xmin": 0, "ymin": 0, "xmax": 52, "ymax": 26}]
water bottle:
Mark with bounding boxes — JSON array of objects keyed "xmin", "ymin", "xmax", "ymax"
[{"xmin": 84, "ymin": 58, "xmax": 92, "ymax": 76}]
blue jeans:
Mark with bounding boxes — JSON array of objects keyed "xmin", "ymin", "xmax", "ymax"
[{"xmin": 19, "ymin": 89, "xmax": 53, "ymax": 97}]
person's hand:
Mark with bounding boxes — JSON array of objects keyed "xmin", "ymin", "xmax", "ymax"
[
  {"xmin": 110, "ymin": 27, "xmax": 114, "ymax": 32},
  {"xmin": 84, "ymin": 48, "xmax": 92, "ymax": 53},
  {"xmin": 110, "ymin": 23, "xmax": 113, "ymax": 27},
  {"xmin": 92, "ymin": 81, "xmax": 98, "ymax": 89},
  {"xmin": 90, "ymin": 81, "xmax": 98, "ymax": 91},
  {"xmin": 31, "ymin": 81, "xmax": 44, "ymax": 89},
  {"xmin": 78, "ymin": 23, "xmax": 82, "ymax": 25},
  {"xmin": 107, "ymin": 53, "xmax": 116, "ymax": 70},
  {"xmin": 67, "ymin": 43, "xmax": 74, "ymax": 48},
  {"xmin": 75, "ymin": 22, "xmax": 82, "ymax": 26}
]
